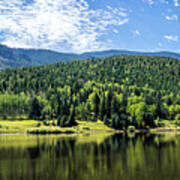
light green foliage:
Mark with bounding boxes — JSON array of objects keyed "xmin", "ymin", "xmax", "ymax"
[
  {"xmin": 175, "ymin": 114, "xmax": 180, "ymax": 121},
  {"xmin": 0, "ymin": 93, "xmax": 30, "ymax": 118}
]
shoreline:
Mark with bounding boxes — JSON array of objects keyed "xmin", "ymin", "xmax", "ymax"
[
  {"xmin": 1, "ymin": 120, "xmax": 180, "ymax": 135},
  {"xmin": 1, "ymin": 127, "xmax": 180, "ymax": 135}
]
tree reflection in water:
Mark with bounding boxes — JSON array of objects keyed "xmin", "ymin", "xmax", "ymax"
[{"xmin": 0, "ymin": 133, "xmax": 180, "ymax": 180}]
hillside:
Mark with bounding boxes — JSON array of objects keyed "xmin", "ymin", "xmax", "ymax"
[
  {"xmin": 82, "ymin": 50, "xmax": 180, "ymax": 60},
  {"xmin": 0, "ymin": 55, "xmax": 179, "ymax": 129},
  {"xmin": 0, "ymin": 44, "xmax": 80, "ymax": 69},
  {"xmin": 0, "ymin": 44, "xmax": 180, "ymax": 69}
]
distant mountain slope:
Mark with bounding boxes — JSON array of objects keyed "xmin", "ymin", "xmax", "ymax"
[
  {"xmin": 0, "ymin": 44, "xmax": 80, "ymax": 68},
  {"xmin": 0, "ymin": 44, "xmax": 180, "ymax": 69},
  {"xmin": 82, "ymin": 50, "xmax": 180, "ymax": 60}
]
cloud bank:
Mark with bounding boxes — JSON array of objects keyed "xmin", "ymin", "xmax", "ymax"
[
  {"xmin": 164, "ymin": 35, "xmax": 178, "ymax": 42},
  {"xmin": 0, "ymin": 0, "xmax": 129, "ymax": 52},
  {"xmin": 165, "ymin": 14, "xmax": 178, "ymax": 21}
]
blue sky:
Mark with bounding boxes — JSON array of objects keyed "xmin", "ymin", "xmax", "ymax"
[{"xmin": 0, "ymin": 0, "xmax": 180, "ymax": 53}]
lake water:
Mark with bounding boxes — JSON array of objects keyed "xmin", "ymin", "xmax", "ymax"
[{"xmin": 0, "ymin": 133, "xmax": 180, "ymax": 180}]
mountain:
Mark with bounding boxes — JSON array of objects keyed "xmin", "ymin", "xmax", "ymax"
[
  {"xmin": 0, "ymin": 44, "xmax": 80, "ymax": 69},
  {"xmin": 0, "ymin": 44, "xmax": 180, "ymax": 69},
  {"xmin": 82, "ymin": 50, "xmax": 180, "ymax": 60}
]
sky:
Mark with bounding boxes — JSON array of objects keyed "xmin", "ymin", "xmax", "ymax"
[{"xmin": 0, "ymin": 0, "xmax": 180, "ymax": 53}]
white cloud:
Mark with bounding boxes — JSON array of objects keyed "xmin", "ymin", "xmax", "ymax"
[
  {"xmin": 144, "ymin": 0, "xmax": 170, "ymax": 6},
  {"xmin": 164, "ymin": 35, "xmax": 178, "ymax": 42},
  {"xmin": 143, "ymin": 0, "xmax": 154, "ymax": 5},
  {"xmin": 113, "ymin": 29, "xmax": 118, "ymax": 33},
  {"xmin": 0, "ymin": 0, "xmax": 129, "ymax": 52},
  {"xmin": 174, "ymin": 0, "xmax": 180, "ymax": 6},
  {"xmin": 133, "ymin": 30, "xmax": 141, "ymax": 36},
  {"xmin": 165, "ymin": 14, "xmax": 178, "ymax": 21}
]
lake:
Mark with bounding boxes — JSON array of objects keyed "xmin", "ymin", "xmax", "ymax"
[{"xmin": 0, "ymin": 133, "xmax": 180, "ymax": 180}]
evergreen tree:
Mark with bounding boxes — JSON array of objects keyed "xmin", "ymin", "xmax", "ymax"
[
  {"xmin": 99, "ymin": 93, "xmax": 106, "ymax": 120},
  {"xmin": 57, "ymin": 115, "xmax": 61, "ymax": 126},
  {"xmin": 111, "ymin": 113, "xmax": 121, "ymax": 129},
  {"xmin": 103, "ymin": 115, "xmax": 109, "ymax": 126},
  {"xmin": 106, "ymin": 90, "xmax": 113, "ymax": 118},
  {"xmin": 66, "ymin": 106, "xmax": 77, "ymax": 127},
  {"xmin": 29, "ymin": 97, "xmax": 42, "ymax": 120},
  {"xmin": 60, "ymin": 116, "xmax": 67, "ymax": 127},
  {"xmin": 93, "ymin": 92, "xmax": 100, "ymax": 118},
  {"xmin": 111, "ymin": 95, "xmax": 119, "ymax": 115}
]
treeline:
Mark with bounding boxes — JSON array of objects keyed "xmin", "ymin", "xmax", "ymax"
[{"xmin": 0, "ymin": 55, "xmax": 179, "ymax": 129}]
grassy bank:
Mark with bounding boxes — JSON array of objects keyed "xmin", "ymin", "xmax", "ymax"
[
  {"xmin": 0, "ymin": 119, "xmax": 180, "ymax": 135},
  {"xmin": 0, "ymin": 120, "xmax": 115, "ymax": 134},
  {"xmin": 0, "ymin": 120, "xmax": 39, "ymax": 134}
]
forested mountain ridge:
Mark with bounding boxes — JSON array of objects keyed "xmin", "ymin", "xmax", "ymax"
[
  {"xmin": 0, "ymin": 43, "xmax": 180, "ymax": 69},
  {"xmin": 0, "ymin": 44, "xmax": 80, "ymax": 68},
  {"xmin": 0, "ymin": 55, "xmax": 179, "ymax": 129},
  {"xmin": 82, "ymin": 50, "xmax": 180, "ymax": 60}
]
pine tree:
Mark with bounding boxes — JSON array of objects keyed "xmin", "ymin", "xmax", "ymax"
[
  {"xmin": 60, "ymin": 116, "xmax": 67, "ymax": 127},
  {"xmin": 103, "ymin": 115, "xmax": 109, "ymax": 126},
  {"xmin": 93, "ymin": 92, "xmax": 100, "ymax": 118},
  {"xmin": 66, "ymin": 106, "xmax": 77, "ymax": 127},
  {"xmin": 99, "ymin": 93, "xmax": 106, "ymax": 120},
  {"xmin": 29, "ymin": 97, "xmax": 42, "ymax": 120},
  {"xmin": 57, "ymin": 115, "xmax": 61, "ymax": 126},
  {"xmin": 111, "ymin": 95, "xmax": 119, "ymax": 115},
  {"xmin": 111, "ymin": 113, "xmax": 120, "ymax": 129},
  {"xmin": 106, "ymin": 90, "xmax": 113, "ymax": 118}
]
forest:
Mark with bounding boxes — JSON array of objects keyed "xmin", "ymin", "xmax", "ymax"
[{"xmin": 0, "ymin": 55, "xmax": 179, "ymax": 129}]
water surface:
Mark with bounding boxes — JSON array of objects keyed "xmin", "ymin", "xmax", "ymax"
[{"xmin": 0, "ymin": 133, "xmax": 180, "ymax": 180}]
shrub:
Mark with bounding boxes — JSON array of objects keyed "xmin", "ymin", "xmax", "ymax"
[{"xmin": 43, "ymin": 120, "xmax": 50, "ymax": 126}]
